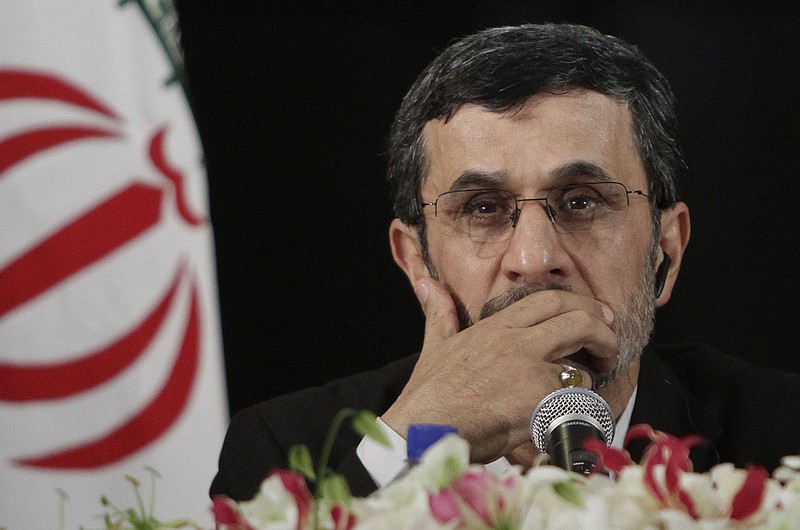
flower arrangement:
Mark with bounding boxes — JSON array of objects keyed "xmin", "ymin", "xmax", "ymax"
[
  {"xmin": 210, "ymin": 412, "xmax": 800, "ymax": 530},
  {"xmin": 82, "ymin": 409, "xmax": 800, "ymax": 529}
]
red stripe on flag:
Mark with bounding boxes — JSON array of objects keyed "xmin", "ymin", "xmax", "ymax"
[
  {"xmin": 0, "ymin": 264, "xmax": 184, "ymax": 402},
  {"xmin": 15, "ymin": 279, "xmax": 201, "ymax": 469},
  {"xmin": 0, "ymin": 69, "xmax": 120, "ymax": 120},
  {"xmin": 0, "ymin": 125, "xmax": 121, "ymax": 176},
  {"xmin": 0, "ymin": 182, "xmax": 163, "ymax": 319}
]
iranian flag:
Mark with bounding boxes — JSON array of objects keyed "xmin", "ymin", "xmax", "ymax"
[{"xmin": 0, "ymin": 2, "xmax": 228, "ymax": 528}]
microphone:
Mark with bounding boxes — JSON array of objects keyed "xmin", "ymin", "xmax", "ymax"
[{"xmin": 530, "ymin": 387, "xmax": 615, "ymax": 475}]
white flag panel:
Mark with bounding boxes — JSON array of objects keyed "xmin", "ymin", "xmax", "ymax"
[{"xmin": 0, "ymin": 2, "xmax": 228, "ymax": 528}]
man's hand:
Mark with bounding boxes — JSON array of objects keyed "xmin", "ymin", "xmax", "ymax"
[{"xmin": 381, "ymin": 278, "xmax": 618, "ymax": 463}]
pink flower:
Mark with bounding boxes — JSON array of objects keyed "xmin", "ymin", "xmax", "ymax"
[
  {"xmin": 429, "ymin": 470, "xmax": 514, "ymax": 528},
  {"xmin": 429, "ymin": 488, "xmax": 463, "ymax": 524}
]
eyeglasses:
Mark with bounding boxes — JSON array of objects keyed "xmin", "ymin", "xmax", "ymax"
[{"xmin": 421, "ymin": 181, "xmax": 649, "ymax": 242}]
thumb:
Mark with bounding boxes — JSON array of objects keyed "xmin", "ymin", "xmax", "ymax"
[{"xmin": 414, "ymin": 279, "xmax": 460, "ymax": 346}]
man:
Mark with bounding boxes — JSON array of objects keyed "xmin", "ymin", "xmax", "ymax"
[{"xmin": 210, "ymin": 23, "xmax": 800, "ymax": 501}]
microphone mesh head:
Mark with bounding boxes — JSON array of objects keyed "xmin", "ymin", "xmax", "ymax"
[{"xmin": 530, "ymin": 388, "xmax": 615, "ymax": 453}]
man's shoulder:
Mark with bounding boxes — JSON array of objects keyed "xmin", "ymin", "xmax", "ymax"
[
  {"xmin": 638, "ymin": 343, "xmax": 800, "ymax": 471},
  {"xmin": 235, "ymin": 353, "xmax": 418, "ymax": 434},
  {"xmin": 652, "ymin": 342, "xmax": 800, "ymax": 397},
  {"xmin": 211, "ymin": 355, "xmax": 419, "ymax": 501}
]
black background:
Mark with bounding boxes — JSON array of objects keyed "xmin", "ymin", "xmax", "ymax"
[{"xmin": 176, "ymin": 2, "xmax": 800, "ymax": 416}]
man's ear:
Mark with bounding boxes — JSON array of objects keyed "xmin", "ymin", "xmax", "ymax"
[
  {"xmin": 390, "ymin": 218, "xmax": 433, "ymax": 286},
  {"xmin": 655, "ymin": 201, "xmax": 691, "ymax": 307}
]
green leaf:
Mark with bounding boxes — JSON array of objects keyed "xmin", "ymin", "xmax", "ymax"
[
  {"xmin": 160, "ymin": 518, "xmax": 201, "ymax": 529},
  {"xmin": 351, "ymin": 411, "xmax": 391, "ymax": 447},
  {"xmin": 433, "ymin": 454, "xmax": 464, "ymax": 490},
  {"xmin": 125, "ymin": 507, "xmax": 139, "ymax": 522},
  {"xmin": 288, "ymin": 444, "xmax": 317, "ymax": 481},
  {"xmin": 553, "ymin": 480, "xmax": 584, "ymax": 507},
  {"xmin": 493, "ymin": 518, "xmax": 518, "ymax": 530},
  {"xmin": 318, "ymin": 473, "xmax": 352, "ymax": 507}
]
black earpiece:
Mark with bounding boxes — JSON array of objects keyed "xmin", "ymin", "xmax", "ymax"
[{"xmin": 654, "ymin": 251, "xmax": 671, "ymax": 298}]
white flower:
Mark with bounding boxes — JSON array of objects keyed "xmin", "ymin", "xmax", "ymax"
[
  {"xmin": 238, "ymin": 473, "xmax": 302, "ymax": 530},
  {"xmin": 350, "ymin": 434, "xmax": 468, "ymax": 529},
  {"xmin": 213, "ymin": 425, "xmax": 800, "ymax": 530}
]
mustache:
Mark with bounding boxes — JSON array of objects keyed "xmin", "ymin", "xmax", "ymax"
[{"xmin": 479, "ymin": 282, "xmax": 573, "ymax": 321}]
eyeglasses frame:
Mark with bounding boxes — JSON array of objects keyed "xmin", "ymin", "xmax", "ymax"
[{"xmin": 420, "ymin": 181, "xmax": 650, "ymax": 236}]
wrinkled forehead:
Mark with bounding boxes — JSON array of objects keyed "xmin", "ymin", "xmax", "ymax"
[{"xmin": 419, "ymin": 91, "xmax": 644, "ymax": 196}]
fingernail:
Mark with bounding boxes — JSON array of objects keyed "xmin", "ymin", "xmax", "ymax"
[
  {"xmin": 601, "ymin": 304, "xmax": 614, "ymax": 324},
  {"xmin": 415, "ymin": 281, "xmax": 430, "ymax": 304}
]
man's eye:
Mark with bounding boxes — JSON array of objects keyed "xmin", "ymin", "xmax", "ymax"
[
  {"xmin": 565, "ymin": 195, "xmax": 599, "ymax": 210},
  {"xmin": 463, "ymin": 194, "xmax": 509, "ymax": 216},
  {"xmin": 559, "ymin": 188, "xmax": 606, "ymax": 211},
  {"xmin": 468, "ymin": 200, "xmax": 501, "ymax": 214}
]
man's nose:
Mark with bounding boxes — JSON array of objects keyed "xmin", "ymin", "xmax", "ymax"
[{"xmin": 499, "ymin": 202, "xmax": 572, "ymax": 285}]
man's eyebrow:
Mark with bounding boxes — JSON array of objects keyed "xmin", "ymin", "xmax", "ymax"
[
  {"xmin": 448, "ymin": 170, "xmax": 510, "ymax": 191},
  {"xmin": 552, "ymin": 161, "xmax": 614, "ymax": 183},
  {"xmin": 446, "ymin": 162, "xmax": 614, "ymax": 192}
]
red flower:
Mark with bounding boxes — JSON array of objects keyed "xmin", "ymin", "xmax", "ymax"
[
  {"xmin": 331, "ymin": 503, "xmax": 357, "ymax": 530},
  {"xmin": 624, "ymin": 424, "xmax": 704, "ymax": 516},
  {"xmin": 583, "ymin": 438, "xmax": 633, "ymax": 474},
  {"xmin": 211, "ymin": 495, "xmax": 255, "ymax": 530},
  {"xmin": 272, "ymin": 469, "xmax": 313, "ymax": 530},
  {"xmin": 730, "ymin": 465, "xmax": 769, "ymax": 521},
  {"xmin": 589, "ymin": 425, "xmax": 773, "ymax": 522}
]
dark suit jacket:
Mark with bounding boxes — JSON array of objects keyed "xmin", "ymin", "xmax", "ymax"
[{"xmin": 210, "ymin": 343, "xmax": 800, "ymax": 501}]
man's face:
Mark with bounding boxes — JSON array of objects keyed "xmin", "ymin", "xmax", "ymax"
[{"xmin": 418, "ymin": 91, "xmax": 657, "ymax": 373}]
